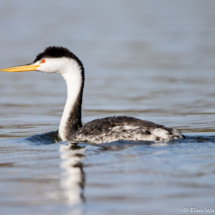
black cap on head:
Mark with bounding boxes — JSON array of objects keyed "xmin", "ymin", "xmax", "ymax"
[{"xmin": 33, "ymin": 46, "xmax": 84, "ymax": 73}]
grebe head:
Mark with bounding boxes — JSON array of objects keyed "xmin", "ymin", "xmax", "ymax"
[
  {"xmin": 0, "ymin": 46, "xmax": 84, "ymax": 77},
  {"xmin": 33, "ymin": 46, "xmax": 84, "ymax": 75}
]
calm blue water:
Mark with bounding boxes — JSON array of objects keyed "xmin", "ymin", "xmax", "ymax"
[{"xmin": 0, "ymin": 1, "xmax": 215, "ymax": 214}]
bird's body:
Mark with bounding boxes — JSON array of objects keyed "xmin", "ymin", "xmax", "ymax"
[
  {"xmin": 68, "ymin": 116, "xmax": 183, "ymax": 143},
  {"xmin": 0, "ymin": 46, "xmax": 184, "ymax": 143}
]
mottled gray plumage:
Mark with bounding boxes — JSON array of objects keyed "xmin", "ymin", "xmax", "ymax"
[{"xmin": 68, "ymin": 116, "xmax": 183, "ymax": 144}]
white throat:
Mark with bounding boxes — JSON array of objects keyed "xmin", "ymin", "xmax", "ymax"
[{"xmin": 58, "ymin": 63, "xmax": 83, "ymax": 141}]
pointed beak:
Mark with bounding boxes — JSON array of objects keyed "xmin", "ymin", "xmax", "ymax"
[{"xmin": 0, "ymin": 64, "xmax": 40, "ymax": 72}]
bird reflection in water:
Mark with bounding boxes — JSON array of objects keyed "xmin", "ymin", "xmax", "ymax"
[{"xmin": 59, "ymin": 143, "xmax": 86, "ymax": 206}]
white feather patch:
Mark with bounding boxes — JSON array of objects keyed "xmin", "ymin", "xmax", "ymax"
[
  {"xmin": 57, "ymin": 59, "xmax": 83, "ymax": 141},
  {"xmin": 151, "ymin": 128, "xmax": 170, "ymax": 140}
]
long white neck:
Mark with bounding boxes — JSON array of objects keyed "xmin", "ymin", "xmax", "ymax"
[{"xmin": 59, "ymin": 65, "xmax": 84, "ymax": 141}]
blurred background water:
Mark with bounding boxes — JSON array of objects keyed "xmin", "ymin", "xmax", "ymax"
[{"xmin": 0, "ymin": 0, "xmax": 215, "ymax": 214}]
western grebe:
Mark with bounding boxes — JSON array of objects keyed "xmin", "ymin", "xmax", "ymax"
[{"xmin": 0, "ymin": 46, "xmax": 184, "ymax": 143}]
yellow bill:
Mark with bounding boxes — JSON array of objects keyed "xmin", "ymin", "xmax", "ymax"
[{"xmin": 0, "ymin": 64, "xmax": 39, "ymax": 72}]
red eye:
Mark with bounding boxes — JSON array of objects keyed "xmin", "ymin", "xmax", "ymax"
[{"xmin": 40, "ymin": 59, "xmax": 46, "ymax": 63}]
